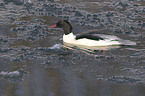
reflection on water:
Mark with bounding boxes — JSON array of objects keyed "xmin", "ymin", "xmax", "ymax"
[
  {"xmin": 1, "ymin": 65, "xmax": 145, "ymax": 96},
  {"xmin": 0, "ymin": 0, "xmax": 145, "ymax": 96}
]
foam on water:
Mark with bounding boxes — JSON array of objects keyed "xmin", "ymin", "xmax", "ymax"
[
  {"xmin": 49, "ymin": 44, "xmax": 62, "ymax": 49},
  {"xmin": 0, "ymin": 71, "xmax": 20, "ymax": 76}
]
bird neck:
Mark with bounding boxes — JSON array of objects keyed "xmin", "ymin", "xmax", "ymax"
[
  {"xmin": 63, "ymin": 27, "xmax": 72, "ymax": 35},
  {"xmin": 63, "ymin": 32, "xmax": 75, "ymax": 37},
  {"xmin": 63, "ymin": 32, "xmax": 76, "ymax": 41}
]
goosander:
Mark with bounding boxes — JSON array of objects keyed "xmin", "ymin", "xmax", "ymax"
[{"xmin": 48, "ymin": 20, "xmax": 136, "ymax": 46}]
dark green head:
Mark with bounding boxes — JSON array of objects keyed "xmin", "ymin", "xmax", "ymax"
[{"xmin": 49, "ymin": 20, "xmax": 73, "ymax": 35}]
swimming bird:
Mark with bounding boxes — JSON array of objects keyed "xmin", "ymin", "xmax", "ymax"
[{"xmin": 48, "ymin": 20, "xmax": 136, "ymax": 47}]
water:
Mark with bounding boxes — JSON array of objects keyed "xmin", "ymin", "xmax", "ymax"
[{"xmin": 0, "ymin": 0, "xmax": 145, "ymax": 96}]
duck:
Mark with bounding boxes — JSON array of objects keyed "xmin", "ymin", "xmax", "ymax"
[{"xmin": 48, "ymin": 20, "xmax": 136, "ymax": 47}]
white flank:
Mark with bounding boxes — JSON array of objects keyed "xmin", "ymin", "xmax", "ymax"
[{"xmin": 63, "ymin": 33, "xmax": 136, "ymax": 46}]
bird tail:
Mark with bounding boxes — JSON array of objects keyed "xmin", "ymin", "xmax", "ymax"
[{"xmin": 119, "ymin": 39, "xmax": 136, "ymax": 45}]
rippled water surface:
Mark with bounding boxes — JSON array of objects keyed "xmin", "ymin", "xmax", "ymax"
[{"xmin": 0, "ymin": 0, "xmax": 145, "ymax": 96}]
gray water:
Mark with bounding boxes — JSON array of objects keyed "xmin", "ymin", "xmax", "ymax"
[{"xmin": 0, "ymin": 0, "xmax": 145, "ymax": 96}]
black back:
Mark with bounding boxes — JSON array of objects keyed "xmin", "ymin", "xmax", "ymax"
[{"xmin": 76, "ymin": 34, "xmax": 104, "ymax": 41}]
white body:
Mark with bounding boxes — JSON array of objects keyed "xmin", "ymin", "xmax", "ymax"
[{"xmin": 63, "ymin": 33, "xmax": 136, "ymax": 46}]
